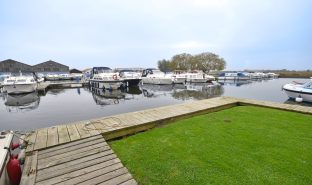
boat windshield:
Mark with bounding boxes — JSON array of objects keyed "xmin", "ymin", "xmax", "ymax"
[{"xmin": 303, "ymin": 81, "xmax": 312, "ymax": 89}]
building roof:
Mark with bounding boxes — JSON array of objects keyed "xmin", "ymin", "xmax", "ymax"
[
  {"xmin": 0, "ymin": 59, "xmax": 32, "ymax": 67},
  {"xmin": 70, "ymin": 69, "xmax": 82, "ymax": 73},
  {"xmin": 33, "ymin": 60, "xmax": 68, "ymax": 68}
]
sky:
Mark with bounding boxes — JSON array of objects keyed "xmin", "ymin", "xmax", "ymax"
[{"xmin": 0, "ymin": 0, "xmax": 311, "ymax": 70}]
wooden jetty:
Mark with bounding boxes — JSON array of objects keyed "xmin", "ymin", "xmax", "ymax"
[
  {"xmin": 21, "ymin": 96, "xmax": 312, "ymax": 185},
  {"xmin": 37, "ymin": 80, "xmax": 87, "ymax": 92}
]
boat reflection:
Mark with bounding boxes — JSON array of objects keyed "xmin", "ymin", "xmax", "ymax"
[
  {"xmin": 172, "ymin": 83, "xmax": 224, "ymax": 100},
  {"xmin": 141, "ymin": 84, "xmax": 186, "ymax": 98},
  {"xmin": 141, "ymin": 83, "xmax": 223, "ymax": 100},
  {"xmin": 91, "ymin": 88, "xmax": 126, "ymax": 106},
  {"xmin": 4, "ymin": 92, "xmax": 40, "ymax": 112},
  {"xmin": 218, "ymin": 80, "xmax": 252, "ymax": 86}
]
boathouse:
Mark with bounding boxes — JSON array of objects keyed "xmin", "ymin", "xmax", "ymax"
[
  {"xmin": 0, "ymin": 59, "xmax": 32, "ymax": 72},
  {"xmin": 32, "ymin": 60, "xmax": 69, "ymax": 72},
  {"xmin": 0, "ymin": 59, "xmax": 69, "ymax": 73}
]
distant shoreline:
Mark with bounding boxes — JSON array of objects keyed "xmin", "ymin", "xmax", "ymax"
[{"xmin": 277, "ymin": 71, "xmax": 312, "ymax": 78}]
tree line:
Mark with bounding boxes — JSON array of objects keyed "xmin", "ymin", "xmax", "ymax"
[{"xmin": 157, "ymin": 52, "xmax": 226, "ymax": 73}]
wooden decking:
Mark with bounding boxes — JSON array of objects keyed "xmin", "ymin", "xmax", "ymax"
[
  {"xmin": 21, "ymin": 135, "xmax": 137, "ymax": 185},
  {"xmin": 21, "ymin": 96, "xmax": 312, "ymax": 185},
  {"xmin": 25, "ymin": 97, "xmax": 239, "ymax": 152}
]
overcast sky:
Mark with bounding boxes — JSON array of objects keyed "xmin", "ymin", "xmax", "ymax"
[{"xmin": 1, "ymin": 0, "xmax": 311, "ymax": 70}]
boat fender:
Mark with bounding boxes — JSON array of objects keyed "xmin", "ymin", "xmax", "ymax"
[
  {"xmin": 7, "ymin": 155, "xmax": 22, "ymax": 185},
  {"xmin": 11, "ymin": 142, "xmax": 20, "ymax": 150},
  {"xmin": 112, "ymin": 75, "xmax": 117, "ymax": 80},
  {"xmin": 295, "ymin": 95, "xmax": 303, "ymax": 103},
  {"xmin": 18, "ymin": 149, "xmax": 26, "ymax": 165}
]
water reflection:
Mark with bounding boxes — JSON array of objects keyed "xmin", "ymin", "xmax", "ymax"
[
  {"xmin": 90, "ymin": 86, "xmax": 143, "ymax": 106},
  {"xmin": 4, "ymin": 92, "xmax": 40, "ymax": 112},
  {"xmin": 218, "ymin": 80, "xmax": 252, "ymax": 86},
  {"xmin": 91, "ymin": 88, "xmax": 126, "ymax": 106},
  {"xmin": 173, "ymin": 84, "xmax": 224, "ymax": 100},
  {"xmin": 141, "ymin": 84, "xmax": 186, "ymax": 98},
  {"xmin": 141, "ymin": 83, "xmax": 223, "ymax": 100}
]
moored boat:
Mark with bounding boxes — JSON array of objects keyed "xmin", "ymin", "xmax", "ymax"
[
  {"xmin": 283, "ymin": 80, "xmax": 312, "ymax": 102},
  {"xmin": 185, "ymin": 71, "xmax": 215, "ymax": 83},
  {"xmin": 89, "ymin": 67, "xmax": 124, "ymax": 90},
  {"xmin": 141, "ymin": 69, "xmax": 173, "ymax": 85},
  {"xmin": 0, "ymin": 131, "xmax": 13, "ymax": 185},
  {"xmin": 2, "ymin": 73, "xmax": 37, "ymax": 94},
  {"xmin": 218, "ymin": 72, "xmax": 250, "ymax": 81},
  {"xmin": 45, "ymin": 74, "xmax": 60, "ymax": 81},
  {"xmin": 118, "ymin": 70, "xmax": 142, "ymax": 87}
]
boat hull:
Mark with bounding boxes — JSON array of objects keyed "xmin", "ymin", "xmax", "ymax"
[
  {"xmin": 123, "ymin": 79, "xmax": 141, "ymax": 87},
  {"xmin": 173, "ymin": 78, "xmax": 186, "ymax": 84},
  {"xmin": 186, "ymin": 78, "xmax": 208, "ymax": 83},
  {"xmin": 90, "ymin": 80, "xmax": 123, "ymax": 90},
  {"xmin": 218, "ymin": 76, "xmax": 250, "ymax": 80},
  {"xmin": 0, "ymin": 132, "xmax": 13, "ymax": 185},
  {"xmin": 3, "ymin": 83, "xmax": 37, "ymax": 94},
  {"xmin": 142, "ymin": 77, "xmax": 173, "ymax": 85},
  {"xmin": 283, "ymin": 87, "xmax": 312, "ymax": 102}
]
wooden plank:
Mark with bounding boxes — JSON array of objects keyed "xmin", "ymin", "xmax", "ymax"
[
  {"xmin": 92, "ymin": 120, "xmax": 110, "ymax": 132},
  {"xmin": 38, "ymin": 143, "xmax": 109, "ymax": 167},
  {"xmin": 38, "ymin": 138, "xmax": 107, "ymax": 160},
  {"xmin": 97, "ymin": 173, "xmax": 133, "ymax": 185},
  {"xmin": 20, "ymin": 151, "xmax": 38, "ymax": 185},
  {"xmin": 25, "ymin": 131, "xmax": 37, "ymax": 153},
  {"xmin": 67, "ymin": 124, "xmax": 81, "ymax": 141},
  {"xmin": 39, "ymin": 135, "xmax": 103, "ymax": 155},
  {"xmin": 46, "ymin": 126, "xmax": 58, "ymax": 147},
  {"xmin": 76, "ymin": 167, "xmax": 129, "ymax": 185},
  {"xmin": 37, "ymin": 147, "xmax": 114, "ymax": 179},
  {"xmin": 75, "ymin": 122, "xmax": 91, "ymax": 138},
  {"xmin": 85, "ymin": 122, "xmax": 101, "ymax": 136},
  {"xmin": 37, "ymin": 149, "xmax": 114, "ymax": 177},
  {"xmin": 34, "ymin": 128, "xmax": 48, "ymax": 150},
  {"xmin": 57, "ymin": 125, "xmax": 70, "ymax": 144},
  {"xmin": 35, "ymin": 157, "xmax": 120, "ymax": 185},
  {"xmin": 120, "ymin": 179, "xmax": 138, "ymax": 185}
]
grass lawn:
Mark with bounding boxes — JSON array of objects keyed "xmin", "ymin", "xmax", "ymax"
[{"xmin": 110, "ymin": 106, "xmax": 312, "ymax": 185}]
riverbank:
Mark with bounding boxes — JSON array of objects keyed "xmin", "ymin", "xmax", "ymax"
[{"xmin": 275, "ymin": 71, "xmax": 312, "ymax": 78}]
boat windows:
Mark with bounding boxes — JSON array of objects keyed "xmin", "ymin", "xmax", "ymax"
[{"xmin": 303, "ymin": 82, "xmax": 312, "ymax": 89}]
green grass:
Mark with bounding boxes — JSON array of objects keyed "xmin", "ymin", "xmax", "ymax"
[{"xmin": 110, "ymin": 106, "xmax": 312, "ymax": 185}]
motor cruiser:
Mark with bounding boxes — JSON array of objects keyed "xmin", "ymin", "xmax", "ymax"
[
  {"xmin": 141, "ymin": 69, "xmax": 173, "ymax": 85},
  {"xmin": 185, "ymin": 71, "xmax": 215, "ymax": 83},
  {"xmin": 119, "ymin": 70, "xmax": 142, "ymax": 87},
  {"xmin": 89, "ymin": 67, "xmax": 124, "ymax": 90},
  {"xmin": 218, "ymin": 72, "xmax": 250, "ymax": 80},
  {"xmin": 2, "ymin": 73, "xmax": 37, "ymax": 94},
  {"xmin": 283, "ymin": 80, "xmax": 312, "ymax": 102}
]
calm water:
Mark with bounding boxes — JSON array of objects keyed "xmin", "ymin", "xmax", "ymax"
[{"xmin": 0, "ymin": 78, "xmax": 310, "ymax": 131}]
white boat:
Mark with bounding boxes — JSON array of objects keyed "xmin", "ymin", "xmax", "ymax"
[
  {"xmin": 2, "ymin": 74, "xmax": 37, "ymax": 94},
  {"xmin": 119, "ymin": 70, "xmax": 142, "ymax": 87},
  {"xmin": 283, "ymin": 80, "xmax": 312, "ymax": 102},
  {"xmin": 0, "ymin": 131, "xmax": 13, "ymax": 185},
  {"xmin": 0, "ymin": 74, "xmax": 11, "ymax": 87},
  {"xmin": 45, "ymin": 74, "xmax": 60, "ymax": 81},
  {"xmin": 218, "ymin": 72, "xmax": 250, "ymax": 80},
  {"xmin": 267, "ymin": 72, "xmax": 279, "ymax": 78},
  {"xmin": 90, "ymin": 67, "xmax": 124, "ymax": 90},
  {"xmin": 59, "ymin": 74, "xmax": 72, "ymax": 80},
  {"xmin": 185, "ymin": 71, "xmax": 215, "ymax": 83},
  {"xmin": 141, "ymin": 69, "xmax": 173, "ymax": 85}
]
